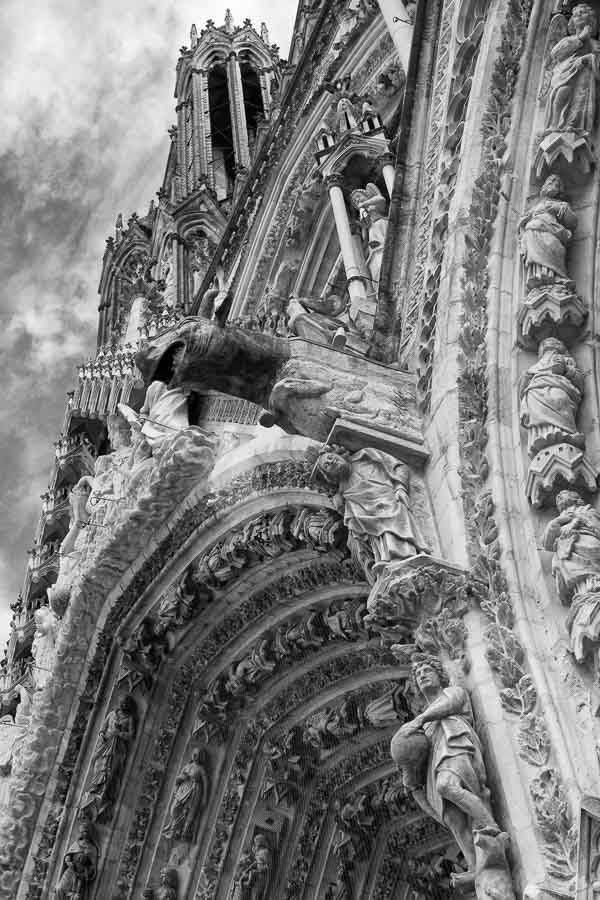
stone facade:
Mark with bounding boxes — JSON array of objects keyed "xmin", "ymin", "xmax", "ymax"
[{"xmin": 5, "ymin": 1, "xmax": 600, "ymax": 898}]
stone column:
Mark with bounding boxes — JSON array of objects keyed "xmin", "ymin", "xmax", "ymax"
[
  {"xmin": 192, "ymin": 68, "xmax": 209, "ymax": 183},
  {"xmin": 375, "ymin": 0, "xmax": 413, "ymax": 70},
  {"xmin": 226, "ymin": 52, "xmax": 251, "ymax": 171},
  {"xmin": 325, "ymin": 173, "xmax": 368, "ymax": 318},
  {"xmin": 381, "ymin": 151, "xmax": 396, "ymax": 198}
]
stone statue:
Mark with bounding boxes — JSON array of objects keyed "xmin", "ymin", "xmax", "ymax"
[
  {"xmin": 536, "ymin": 4, "xmax": 600, "ymax": 175},
  {"xmin": 518, "ymin": 175, "xmax": 577, "ymax": 292},
  {"xmin": 286, "ymin": 293, "xmax": 349, "ymax": 349},
  {"xmin": 351, "ymin": 183, "xmax": 389, "ymax": 291},
  {"xmin": 519, "ymin": 337, "xmax": 584, "ymax": 457},
  {"xmin": 83, "ymin": 694, "xmax": 137, "ymax": 823},
  {"xmin": 86, "ymin": 414, "xmax": 133, "ymax": 527},
  {"xmin": 313, "ymin": 445, "xmax": 429, "ymax": 583},
  {"xmin": 544, "ymin": 4, "xmax": 600, "ymax": 136},
  {"xmin": 0, "ymin": 686, "xmax": 31, "ymax": 809},
  {"xmin": 156, "ymin": 867, "xmax": 178, "ymax": 900},
  {"xmin": 231, "ymin": 833, "xmax": 274, "ymax": 900},
  {"xmin": 390, "ymin": 654, "xmax": 510, "ymax": 895},
  {"xmin": 47, "ymin": 478, "xmax": 93, "ymax": 614},
  {"xmin": 164, "ymin": 747, "xmax": 209, "ymax": 841},
  {"xmin": 31, "ymin": 605, "xmax": 59, "ymax": 690},
  {"xmin": 55, "ymin": 823, "xmax": 98, "ymax": 899},
  {"xmin": 121, "ymin": 617, "xmax": 170, "ymax": 690},
  {"xmin": 543, "ymin": 490, "xmax": 600, "ymax": 664}
]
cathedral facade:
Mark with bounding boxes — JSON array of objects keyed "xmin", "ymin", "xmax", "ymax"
[{"xmin": 3, "ymin": 1, "xmax": 600, "ymax": 897}]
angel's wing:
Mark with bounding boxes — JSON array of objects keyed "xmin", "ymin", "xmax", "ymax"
[{"xmin": 539, "ymin": 13, "xmax": 568, "ymax": 100}]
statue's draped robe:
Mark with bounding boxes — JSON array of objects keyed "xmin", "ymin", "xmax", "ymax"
[
  {"xmin": 341, "ymin": 449, "xmax": 429, "ymax": 566},
  {"xmin": 421, "ymin": 686, "xmax": 486, "ymax": 824},
  {"xmin": 546, "ymin": 34, "xmax": 600, "ymax": 133}
]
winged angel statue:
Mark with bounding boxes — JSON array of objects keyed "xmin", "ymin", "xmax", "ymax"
[{"xmin": 535, "ymin": 4, "xmax": 600, "ymax": 177}]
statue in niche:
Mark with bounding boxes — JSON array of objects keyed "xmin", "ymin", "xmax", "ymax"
[
  {"xmin": 164, "ymin": 748, "xmax": 209, "ymax": 842},
  {"xmin": 83, "ymin": 694, "xmax": 137, "ymax": 823},
  {"xmin": 351, "ymin": 183, "xmax": 389, "ymax": 292},
  {"xmin": 519, "ymin": 337, "xmax": 584, "ymax": 457},
  {"xmin": 121, "ymin": 617, "xmax": 171, "ymax": 690},
  {"xmin": 231, "ymin": 833, "xmax": 274, "ymax": 900},
  {"xmin": 518, "ymin": 175, "xmax": 577, "ymax": 292},
  {"xmin": 536, "ymin": 4, "xmax": 600, "ymax": 175},
  {"xmin": 543, "ymin": 5, "xmax": 600, "ymax": 136},
  {"xmin": 543, "ymin": 490, "xmax": 600, "ymax": 666},
  {"xmin": 391, "ymin": 654, "xmax": 511, "ymax": 896},
  {"xmin": 55, "ymin": 822, "xmax": 98, "ymax": 900},
  {"xmin": 312, "ymin": 445, "xmax": 429, "ymax": 584},
  {"xmin": 190, "ymin": 232, "xmax": 215, "ymax": 299},
  {"xmin": 155, "ymin": 867, "xmax": 178, "ymax": 900},
  {"xmin": 31, "ymin": 605, "xmax": 59, "ymax": 690},
  {"xmin": 159, "ymin": 241, "xmax": 177, "ymax": 308}
]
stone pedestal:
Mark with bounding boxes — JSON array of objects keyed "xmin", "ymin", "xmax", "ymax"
[
  {"xmin": 365, "ymin": 554, "xmax": 471, "ymax": 638},
  {"xmin": 526, "ymin": 444, "xmax": 598, "ymax": 508}
]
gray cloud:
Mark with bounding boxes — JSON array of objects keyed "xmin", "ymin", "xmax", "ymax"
[{"xmin": 0, "ymin": 0, "xmax": 295, "ymax": 644}]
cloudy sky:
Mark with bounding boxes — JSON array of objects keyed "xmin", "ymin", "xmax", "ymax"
[{"xmin": 0, "ymin": 0, "xmax": 295, "ymax": 643}]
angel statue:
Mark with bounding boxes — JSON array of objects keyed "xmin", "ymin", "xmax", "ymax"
[
  {"xmin": 350, "ymin": 183, "xmax": 389, "ymax": 294},
  {"xmin": 537, "ymin": 4, "xmax": 600, "ymax": 174}
]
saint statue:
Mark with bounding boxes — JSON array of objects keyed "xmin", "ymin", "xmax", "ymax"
[
  {"xmin": 544, "ymin": 4, "xmax": 600, "ymax": 136},
  {"xmin": 83, "ymin": 695, "xmax": 137, "ymax": 823},
  {"xmin": 86, "ymin": 414, "xmax": 133, "ymax": 528},
  {"xmin": 519, "ymin": 337, "xmax": 584, "ymax": 457},
  {"xmin": 156, "ymin": 867, "xmax": 179, "ymax": 900},
  {"xmin": 55, "ymin": 823, "xmax": 98, "ymax": 900},
  {"xmin": 543, "ymin": 490, "xmax": 600, "ymax": 663},
  {"xmin": 31, "ymin": 606, "xmax": 59, "ymax": 690},
  {"xmin": 231, "ymin": 834, "xmax": 274, "ymax": 900},
  {"xmin": 518, "ymin": 175, "xmax": 577, "ymax": 292},
  {"xmin": 313, "ymin": 445, "xmax": 429, "ymax": 583},
  {"xmin": 391, "ymin": 655, "xmax": 499, "ymax": 877},
  {"xmin": 163, "ymin": 748, "xmax": 209, "ymax": 842},
  {"xmin": 351, "ymin": 183, "xmax": 389, "ymax": 292}
]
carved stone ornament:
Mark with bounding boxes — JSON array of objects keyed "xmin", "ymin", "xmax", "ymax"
[
  {"xmin": 526, "ymin": 442, "xmax": 597, "ymax": 508},
  {"xmin": 517, "ymin": 177, "xmax": 587, "ymax": 347},
  {"xmin": 390, "ymin": 653, "xmax": 515, "ymax": 899},
  {"xmin": 529, "ymin": 768, "xmax": 576, "ymax": 885},
  {"xmin": 311, "ymin": 444, "xmax": 429, "ymax": 584},
  {"xmin": 364, "ymin": 555, "xmax": 472, "ymax": 640},
  {"xmin": 535, "ymin": 5, "xmax": 600, "ymax": 179}
]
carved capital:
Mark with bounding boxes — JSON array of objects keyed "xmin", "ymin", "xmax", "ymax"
[{"xmin": 325, "ymin": 172, "xmax": 345, "ymax": 191}]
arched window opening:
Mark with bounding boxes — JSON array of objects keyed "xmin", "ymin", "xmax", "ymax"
[
  {"xmin": 240, "ymin": 62, "xmax": 265, "ymax": 161},
  {"xmin": 208, "ymin": 65, "xmax": 235, "ymax": 200}
]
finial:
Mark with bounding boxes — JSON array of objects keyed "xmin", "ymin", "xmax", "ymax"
[
  {"xmin": 260, "ymin": 22, "xmax": 269, "ymax": 44},
  {"xmin": 224, "ymin": 8, "xmax": 234, "ymax": 32},
  {"xmin": 190, "ymin": 23, "xmax": 198, "ymax": 47}
]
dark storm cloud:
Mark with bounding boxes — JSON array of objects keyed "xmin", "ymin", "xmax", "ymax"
[{"xmin": 0, "ymin": 0, "xmax": 294, "ymax": 641}]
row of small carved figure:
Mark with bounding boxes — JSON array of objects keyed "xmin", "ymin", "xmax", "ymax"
[{"xmin": 517, "ymin": 5, "xmax": 600, "ymax": 677}]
